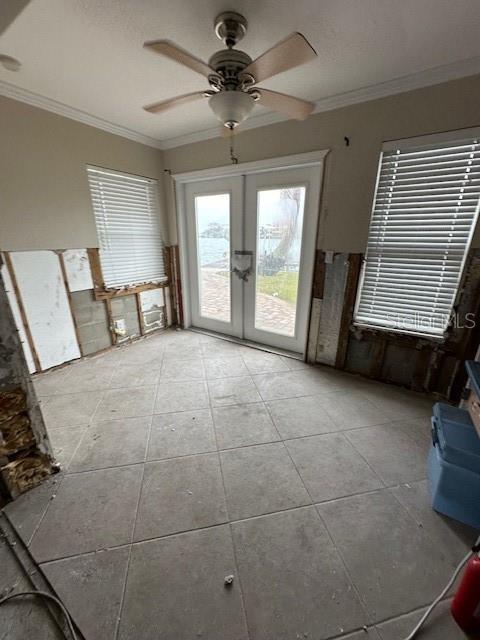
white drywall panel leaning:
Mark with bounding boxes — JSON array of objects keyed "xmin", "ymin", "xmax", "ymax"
[{"xmin": 10, "ymin": 251, "xmax": 81, "ymax": 370}]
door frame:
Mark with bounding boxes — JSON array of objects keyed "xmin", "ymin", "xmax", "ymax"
[{"xmin": 173, "ymin": 150, "xmax": 329, "ymax": 353}]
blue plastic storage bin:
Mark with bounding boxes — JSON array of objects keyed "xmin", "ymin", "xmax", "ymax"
[{"xmin": 428, "ymin": 402, "xmax": 480, "ymax": 529}]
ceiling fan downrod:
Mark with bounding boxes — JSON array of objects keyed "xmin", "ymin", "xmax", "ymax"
[{"xmin": 214, "ymin": 11, "xmax": 248, "ymax": 48}]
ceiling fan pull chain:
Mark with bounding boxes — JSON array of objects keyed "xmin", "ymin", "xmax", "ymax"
[{"xmin": 229, "ymin": 129, "xmax": 239, "ymax": 165}]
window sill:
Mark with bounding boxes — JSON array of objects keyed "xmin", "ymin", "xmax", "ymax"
[
  {"xmin": 92, "ymin": 280, "xmax": 169, "ymax": 301},
  {"xmin": 352, "ymin": 322, "xmax": 447, "ymax": 343}
]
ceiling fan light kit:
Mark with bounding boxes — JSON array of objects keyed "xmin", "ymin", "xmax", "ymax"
[
  {"xmin": 208, "ymin": 91, "xmax": 256, "ymax": 129},
  {"xmin": 143, "ymin": 11, "xmax": 317, "ymax": 131}
]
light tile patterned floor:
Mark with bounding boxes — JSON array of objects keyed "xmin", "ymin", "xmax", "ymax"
[{"xmin": 2, "ymin": 329, "xmax": 475, "ymax": 640}]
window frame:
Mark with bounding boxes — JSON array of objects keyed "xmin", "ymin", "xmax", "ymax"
[
  {"xmin": 87, "ymin": 165, "xmax": 168, "ymax": 298},
  {"xmin": 353, "ymin": 127, "xmax": 480, "ymax": 340},
  {"xmin": 87, "ymin": 247, "xmax": 170, "ymax": 301}
]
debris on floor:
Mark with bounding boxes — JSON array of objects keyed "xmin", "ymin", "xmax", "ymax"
[{"xmin": 224, "ymin": 574, "xmax": 234, "ymax": 587}]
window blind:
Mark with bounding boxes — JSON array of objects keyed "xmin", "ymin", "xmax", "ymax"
[
  {"xmin": 87, "ymin": 166, "xmax": 166, "ymax": 288},
  {"xmin": 354, "ymin": 133, "xmax": 480, "ymax": 337}
]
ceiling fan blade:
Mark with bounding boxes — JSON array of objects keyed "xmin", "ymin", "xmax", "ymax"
[
  {"xmin": 143, "ymin": 92, "xmax": 206, "ymax": 114},
  {"xmin": 144, "ymin": 39, "xmax": 213, "ymax": 78},
  {"xmin": 255, "ymin": 88, "xmax": 314, "ymax": 120},
  {"xmin": 241, "ymin": 32, "xmax": 316, "ymax": 83}
]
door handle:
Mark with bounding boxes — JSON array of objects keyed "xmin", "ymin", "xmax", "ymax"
[{"xmin": 232, "ymin": 250, "xmax": 253, "ymax": 282}]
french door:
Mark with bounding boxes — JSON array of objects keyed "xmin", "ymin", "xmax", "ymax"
[{"xmin": 184, "ymin": 164, "xmax": 322, "ymax": 354}]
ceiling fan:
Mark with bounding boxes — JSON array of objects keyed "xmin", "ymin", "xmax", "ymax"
[{"xmin": 143, "ymin": 11, "xmax": 318, "ymax": 131}]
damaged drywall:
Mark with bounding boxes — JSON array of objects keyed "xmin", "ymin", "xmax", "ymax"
[
  {"xmin": 310, "ymin": 248, "xmax": 480, "ymax": 400},
  {"xmin": 0, "ymin": 265, "xmax": 54, "ymax": 501},
  {"xmin": 140, "ymin": 288, "xmax": 167, "ymax": 333},
  {"xmin": 10, "ymin": 251, "xmax": 81, "ymax": 369},
  {"xmin": 2, "ymin": 249, "xmax": 173, "ymax": 372},
  {"xmin": 63, "ymin": 248, "xmax": 94, "ymax": 292}
]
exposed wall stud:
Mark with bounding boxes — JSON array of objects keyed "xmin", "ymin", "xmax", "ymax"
[
  {"xmin": 173, "ymin": 245, "xmax": 184, "ymax": 327},
  {"xmin": 104, "ymin": 297, "xmax": 117, "ymax": 345},
  {"xmin": 311, "ymin": 250, "xmax": 326, "ymax": 299},
  {"xmin": 335, "ymin": 253, "xmax": 362, "ymax": 369},
  {"xmin": 164, "ymin": 246, "xmax": 177, "ymax": 325},
  {"xmin": 135, "ymin": 292, "xmax": 146, "ymax": 335},
  {"xmin": 87, "ymin": 247, "xmax": 105, "ymax": 292}
]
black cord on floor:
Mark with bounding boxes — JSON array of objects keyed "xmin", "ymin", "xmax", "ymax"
[{"xmin": 0, "ymin": 589, "xmax": 77, "ymax": 640}]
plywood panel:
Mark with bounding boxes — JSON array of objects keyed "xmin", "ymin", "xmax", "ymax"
[
  {"xmin": 1, "ymin": 262, "xmax": 36, "ymax": 373},
  {"xmin": 11, "ymin": 251, "xmax": 81, "ymax": 370},
  {"xmin": 63, "ymin": 249, "xmax": 94, "ymax": 292}
]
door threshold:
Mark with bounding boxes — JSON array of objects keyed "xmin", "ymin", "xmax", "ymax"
[{"xmin": 187, "ymin": 327, "xmax": 305, "ymax": 362}]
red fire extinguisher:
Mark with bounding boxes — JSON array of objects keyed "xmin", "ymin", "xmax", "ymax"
[{"xmin": 451, "ymin": 547, "xmax": 480, "ymax": 637}]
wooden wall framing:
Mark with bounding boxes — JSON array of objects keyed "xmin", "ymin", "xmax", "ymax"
[
  {"xmin": 167, "ymin": 245, "xmax": 184, "ymax": 327},
  {"xmin": 87, "ymin": 247, "xmax": 171, "ymax": 345},
  {"xmin": 3, "ymin": 250, "xmax": 82, "ymax": 372},
  {"xmin": 339, "ymin": 248, "xmax": 480, "ymax": 400},
  {"xmin": 86, "ymin": 247, "xmax": 169, "ymax": 300},
  {"xmin": 3, "ymin": 246, "xmax": 173, "ymax": 374},
  {"xmin": 335, "ymin": 253, "xmax": 362, "ymax": 369}
]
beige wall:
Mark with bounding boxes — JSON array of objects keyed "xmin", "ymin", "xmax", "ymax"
[
  {"xmin": 164, "ymin": 73, "xmax": 480, "ymax": 252},
  {"xmin": 2, "ymin": 73, "xmax": 479, "ymax": 253},
  {"xmin": 0, "ymin": 96, "xmax": 168, "ymax": 251}
]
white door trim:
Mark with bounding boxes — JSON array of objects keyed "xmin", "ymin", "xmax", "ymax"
[
  {"xmin": 174, "ymin": 150, "xmax": 329, "ymax": 349},
  {"xmin": 172, "ymin": 150, "xmax": 329, "ymax": 183}
]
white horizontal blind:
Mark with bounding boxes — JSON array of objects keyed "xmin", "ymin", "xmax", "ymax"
[
  {"xmin": 354, "ymin": 134, "xmax": 480, "ymax": 337},
  {"xmin": 87, "ymin": 166, "xmax": 166, "ymax": 288}
]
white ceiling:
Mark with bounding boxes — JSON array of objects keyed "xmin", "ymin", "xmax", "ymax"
[{"xmin": 1, "ymin": 0, "xmax": 480, "ymax": 148}]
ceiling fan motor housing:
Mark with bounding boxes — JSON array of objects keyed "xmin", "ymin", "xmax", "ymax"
[{"xmin": 208, "ymin": 49, "xmax": 253, "ymax": 89}]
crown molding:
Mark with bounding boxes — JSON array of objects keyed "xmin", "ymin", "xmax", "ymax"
[
  {"xmin": 1, "ymin": 54, "xmax": 480, "ymax": 152},
  {"xmin": 160, "ymin": 55, "xmax": 480, "ymax": 150},
  {"xmin": 0, "ymin": 80, "xmax": 163, "ymax": 149}
]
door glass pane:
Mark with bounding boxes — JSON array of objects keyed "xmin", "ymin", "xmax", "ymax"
[
  {"xmin": 195, "ymin": 193, "xmax": 231, "ymax": 322},
  {"xmin": 255, "ymin": 186, "xmax": 306, "ymax": 336}
]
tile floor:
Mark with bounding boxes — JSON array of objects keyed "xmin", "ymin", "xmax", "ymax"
[
  {"xmin": 0, "ymin": 535, "xmax": 63, "ymax": 639},
  {"xmin": 2, "ymin": 329, "xmax": 476, "ymax": 640}
]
